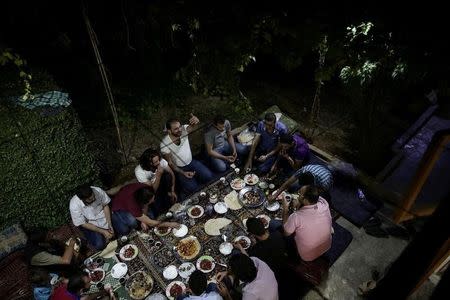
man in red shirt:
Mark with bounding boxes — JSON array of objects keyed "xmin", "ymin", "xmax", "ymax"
[
  {"xmin": 111, "ymin": 183, "xmax": 180, "ymax": 235},
  {"xmin": 51, "ymin": 272, "xmax": 112, "ymax": 300}
]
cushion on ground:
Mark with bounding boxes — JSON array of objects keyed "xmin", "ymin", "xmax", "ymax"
[
  {"xmin": 324, "ymin": 221, "xmax": 353, "ymax": 266},
  {"xmin": 0, "ymin": 223, "xmax": 28, "ymax": 260}
]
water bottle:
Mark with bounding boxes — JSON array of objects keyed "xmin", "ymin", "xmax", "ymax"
[{"xmin": 357, "ymin": 188, "xmax": 366, "ymax": 201}]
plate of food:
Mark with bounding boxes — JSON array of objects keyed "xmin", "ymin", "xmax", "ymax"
[
  {"xmin": 234, "ymin": 236, "xmax": 251, "ymax": 250},
  {"xmin": 119, "ymin": 244, "xmax": 139, "ymax": 261},
  {"xmin": 230, "ymin": 178, "xmax": 246, "ymax": 190},
  {"xmin": 166, "ymin": 281, "xmax": 185, "ymax": 300},
  {"xmin": 111, "ymin": 262, "xmax": 128, "ymax": 279},
  {"xmin": 256, "ymin": 214, "xmax": 271, "ymax": 229},
  {"xmin": 196, "ymin": 255, "xmax": 216, "ymax": 273},
  {"xmin": 163, "ymin": 265, "xmax": 178, "ymax": 280},
  {"xmin": 126, "ymin": 271, "xmax": 154, "ymax": 300},
  {"xmin": 172, "ymin": 224, "xmax": 188, "ymax": 238},
  {"xmin": 214, "ymin": 202, "xmax": 228, "ymax": 214},
  {"xmin": 187, "ymin": 205, "xmax": 204, "ymax": 218},
  {"xmin": 244, "ymin": 174, "xmax": 259, "ymax": 185},
  {"xmin": 271, "ymin": 190, "xmax": 286, "ymax": 201},
  {"xmin": 178, "ymin": 262, "xmax": 195, "ymax": 278},
  {"xmin": 238, "ymin": 186, "xmax": 266, "ymax": 208},
  {"xmin": 264, "ymin": 201, "xmax": 280, "ymax": 212},
  {"xmin": 89, "ymin": 268, "xmax": 105, "ymax": 284},
  {"xmin": 154, "ymin": 226, "xmax": 171, "ymax": 237},
  {"xmin": 176, "ymin": 236, "xmax": 201, "ymax": 260}
]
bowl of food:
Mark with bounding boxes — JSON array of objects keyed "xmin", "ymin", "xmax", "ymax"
[
  {"xmin": 196, "ymin": 255, "xmax": 216, "ymax": 273},
  {"xmin": 119, "ymin": 244, "xmax": 139, "ymax": 261},
  {"xmin": 233, "ymin": 236, "xmax": 251, "ymax": 250},
  {"xmin": 258, "ymin": 181, "xmax": 268, "ymax": 189},
  {"xmin": 154, "ymin": 226, "xmax": 171, "ymax": 237},
  {"xmin": 187, "ymin": 205, "xmax": 204, "ymax": 218},
  {"xmin": 166, "ymin": 281, "xmax": 185, "ymax": 300},
  {"xmin": 264, "ymin": 201, "xmax": 280, "ymax": 212},
  {"xmin": 256, "ymin": 214, "xmax": 271, "ymax": 229},
  {"xmin": 126, "ymin": 271, "xmax": 153, "ymax": 300},
  {"xmin": 238, "ymin": 186, "xmax": 266, "ymax": 208},
  {"xmin": 230, "ymin": 178, "xmax": 245, "ymax": 190},
  {"xmin": 89, "ymin": 268, "xmax": 105, "ymax": 284},
  {"xmin": 244, "ymin": 174, "xmax": 259, "ymax": 185},
  {"xmin": 176, "ymin": 236, "xmax": 201, "ymax": 261}
]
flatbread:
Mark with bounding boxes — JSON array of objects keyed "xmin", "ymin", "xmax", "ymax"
[
  {"xmin": 223, "ymin": 190, "xmax": 242, "ymax": 210},
  {"xmin": 204, "ymin": 218, "xmax": 231, "ymax": 236}
]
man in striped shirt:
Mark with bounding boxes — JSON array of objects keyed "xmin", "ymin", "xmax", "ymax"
[{"xmin": 269, "ymin": 164, "xmax": 333, "ymax": 202}]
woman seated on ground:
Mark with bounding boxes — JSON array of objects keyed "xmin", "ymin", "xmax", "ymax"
[
  {"xmin": 135, "ymin": 148, "xmax": 178, "ymax": 215},
  {"xmin": 25, "ymin": 229, "xmax": 84, "ymax": 277}
]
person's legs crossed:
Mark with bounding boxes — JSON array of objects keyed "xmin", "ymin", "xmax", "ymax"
[
  {"xmin": 112, "ymin": 210, "xmax": 138, "ymax": 236},
  {"xmin": 79, "ymin": 227, "xmax": 106, "ymax": 250}
]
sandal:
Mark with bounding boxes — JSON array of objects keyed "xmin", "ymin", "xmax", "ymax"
[{"xmin": 357, "ymin": 280, "xmax": 377, "ymax": 296}]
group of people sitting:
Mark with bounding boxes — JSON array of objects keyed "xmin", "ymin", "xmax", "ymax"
[{"xmin": 29, "ymin": 112, "xmax": 335, "ymax": 299}]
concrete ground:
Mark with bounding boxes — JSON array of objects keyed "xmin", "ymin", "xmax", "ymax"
[{"xmin": 302, "ymin": 215, "xmax": 410, "ymax": 300}]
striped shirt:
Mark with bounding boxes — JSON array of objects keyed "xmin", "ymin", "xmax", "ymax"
[{"xmin": 294, "ymin": 164, "xmax": 333, "ymax": 191}]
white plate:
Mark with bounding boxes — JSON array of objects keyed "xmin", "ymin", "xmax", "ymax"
[
  {"xmin": 111, "ymin": 262, "xmax": 128, "ymax": 279},
  {"xmin": 166, "ymin": 281, "xmax": 185, "ymax": 300},
  {"xmin": 187, "ymin": 205, "xmax": 204, "ymax": 219},
  {"xmin": 172, "ymin": 224, "xmax": 188, "ymax": 238},
  {"xmin": 271, "ymin": 190, "xmax": 286, "ymax": 201},
  {"xmin": 154, "ymin": 226, "xmax": 171, "ymax": 237},
  {"xmin": 163, "ymin": 265, "xmax": 178, "ymax": 280},
  {"xmin": 178, "ymin": 262, "xmax": 195, "ymax": 279},
  {"xmin": 244, "ymin": 174, "xmax": 259, "ymax": 185},
  {"xmin": 258, "ymin": 181, "xmax": 268, "ymax": 189},
  {"xmin": 256, "ymin": 214, "xmax": 271, "ymax": 229},
  {"xmin": 145, "ymin": 293, "xmax": 166, "ymax": 300},
  {"xmin": 214, "ymin": 202, "xmax": 228, "ymax": 214},
  {"xmin": 234, "ymin": 236, "xmax": 251, "ymax": 250},
  {"xmin": 219, "ymin": 242, "xmax": 233, "ymax": 255},
  {"xmin": 230, "ymin": 178, "xmax": 246, "ymax": 190},
  {"xmin": 264, "ymin": 201, "xmax": 280, "ymax": 212},
  {"xmin": 119, "ymin": 244, "xmax": 139, "ymax": 261},
  {"xmin": 196, "ymin": 255, "xmax": 216, "ymax": 273}
]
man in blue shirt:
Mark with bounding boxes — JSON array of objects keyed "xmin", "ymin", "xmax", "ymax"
[
  {"xmin": 244, "ymin": 113, "xmax": 288, "ymax": 175},
  {"xmin": 176, "ymin": 270, "xmax": 223, "ymax": 300}
]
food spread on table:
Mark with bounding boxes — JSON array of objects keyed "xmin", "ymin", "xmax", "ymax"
[{"xmin": 176, "ymin": 236, "xmax": 201, "ymax": 260}]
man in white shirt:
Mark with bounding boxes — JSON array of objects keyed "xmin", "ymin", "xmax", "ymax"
[
  {"xmin": 160, "ymin": 114, "xmax": 214, "ymax": 194},
  {"xmin": 69, "ymin": 185, "xmax": 113, "ymax": 250},
  {"xmin": 135, "ymin": 148, "xmax": 177, "ymax": 213}
]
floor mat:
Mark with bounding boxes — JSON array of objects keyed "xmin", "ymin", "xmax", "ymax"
[{"xmin": 325, "ymin": 221, "xmax": 354, "ymax": 266}]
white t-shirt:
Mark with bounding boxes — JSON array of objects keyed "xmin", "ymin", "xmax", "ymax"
[
  {"xmin": 160, "ymin": 125, "xmax": 193, "ymax": 167},
  {"xmin": 69, "ymin": 186, "xmax": 111, "ymax": 229},
  {"xmin": 135, "ymin": 158, "xmax": 170, "ymax": 183}
]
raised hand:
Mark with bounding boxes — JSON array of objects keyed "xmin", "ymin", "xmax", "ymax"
[{"xmin": 189, "ymin": 113, "xmax": 199, "ymax": 125}]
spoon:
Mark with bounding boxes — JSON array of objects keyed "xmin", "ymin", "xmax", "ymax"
[{"xmin": 222, "ymin": 234, "xmax": 227, "ymax": 242}]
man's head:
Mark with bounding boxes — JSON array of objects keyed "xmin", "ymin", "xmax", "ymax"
[
  {"xmin": 213, "ymin": 115, "xmax": 226, "ymax": 131},
  {"xmin": 166, "ymin": 118, "xmax": 182, "ymax": 137},
  {"xmin": 263, "ymin": 113, "xmax": 276, "ymax": 133},
  {"xmin": 134, "ymin": 186, "xmax": 155, "ymax": 207},
  {"xmin": 140, "ymin": 148, "xmax": 161, "ymax": 171},
  {"xmin": 229, "ymin": 253, "xmax": 257, "ymax": 283},
  {"xmin": 67, "ymin": 272, "xmax": 91, "ymax": 295},
  {"xmin": 246, "ymin": 217, "xmax": 266, "ymax": 238},
  {"xmin": 279, "ymin": 133, "xmax": 294, "ymax": 151},
  {"xmin": 188, "ymin": 270, "xmax": 207, "ymax": 295},
  {"xmin": 298, "ymin": 185, "xmax": 320, "ymax": 206},
  {"xmin": 297, "ymin": 171, "xmax": 315, "ymax": 186},
  {"xmin": 76, "ymin": 184, "xmax": 95, "ymax": 205}
]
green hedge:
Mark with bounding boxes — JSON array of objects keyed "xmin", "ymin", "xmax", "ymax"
[{"xmin": 0, "ymin": 103, "xmax": 99, "ymax": 230}]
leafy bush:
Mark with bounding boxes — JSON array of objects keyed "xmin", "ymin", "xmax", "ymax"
[{"xmin": 0, "ymin": 103, "xmax": 99, "ymax": 231}]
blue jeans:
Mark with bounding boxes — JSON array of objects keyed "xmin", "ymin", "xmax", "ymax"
[
  {"xmin": 79, "ymin": 226, "xmax": 106, "ymax": 250},
  {"xmin": 176, "ymin": 283, "xmax": 219, "ymax": 300},
  {"xmin": 112, "ymin": 210, "xmax": 138, "ymax": 236},
  {"xmin": 210, "ymin": 141, "xmax": 249, "ymax": 172},
  {"xmin": 178, "ymin": 159, "xmax": 214, "ymax": 194}
]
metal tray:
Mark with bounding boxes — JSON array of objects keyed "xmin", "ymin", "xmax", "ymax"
[{"xmin": 238, "ymin": 186, "xmax": 266, "ymax": 208}]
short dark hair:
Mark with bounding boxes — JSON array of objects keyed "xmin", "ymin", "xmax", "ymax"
[
  {"xmin": 297, "ymin": 172, "xmax": 315, "ymax": 186},
  {"xmin": 213, "ymin": 115, "xmax": 226, "ymax": 125},
  {"xmin": 303, "ymin": 185, "xmax": 320, "ymax": 204},
  {"xmin": 76, "ymin": 184, "xmax": 93, "ymax": 200},
  {"xmin": 229, "ymin": 254, "xmax": 257, "ymax": 283},
  {"xmin": 188, "ymin": 270, "xmax": 207, "ymax": 295},
  {"xmin": 165, "ymin": 118, "xmax": 180, "ymax": 131},
  {"xmin": 67, "ymin": 272, "xmax": 88, "ymax": 294},
  {"xmin": 264, "ymin": 112, "xmax": 276, "ymax": 123},
  {"xmin": 134, "ymin": 186, "xmax": 155, "ymax": 206},
  {"xmin": 280, "ymin": 133, "xmax": 294, "ymax": 144},
  {"xmin": 246, "ymin": 217, "xmax": 265, "ymax": 236},
  {"xmin": 139, "ymin": 148, "xmax": 160, "ymax": 171}
]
